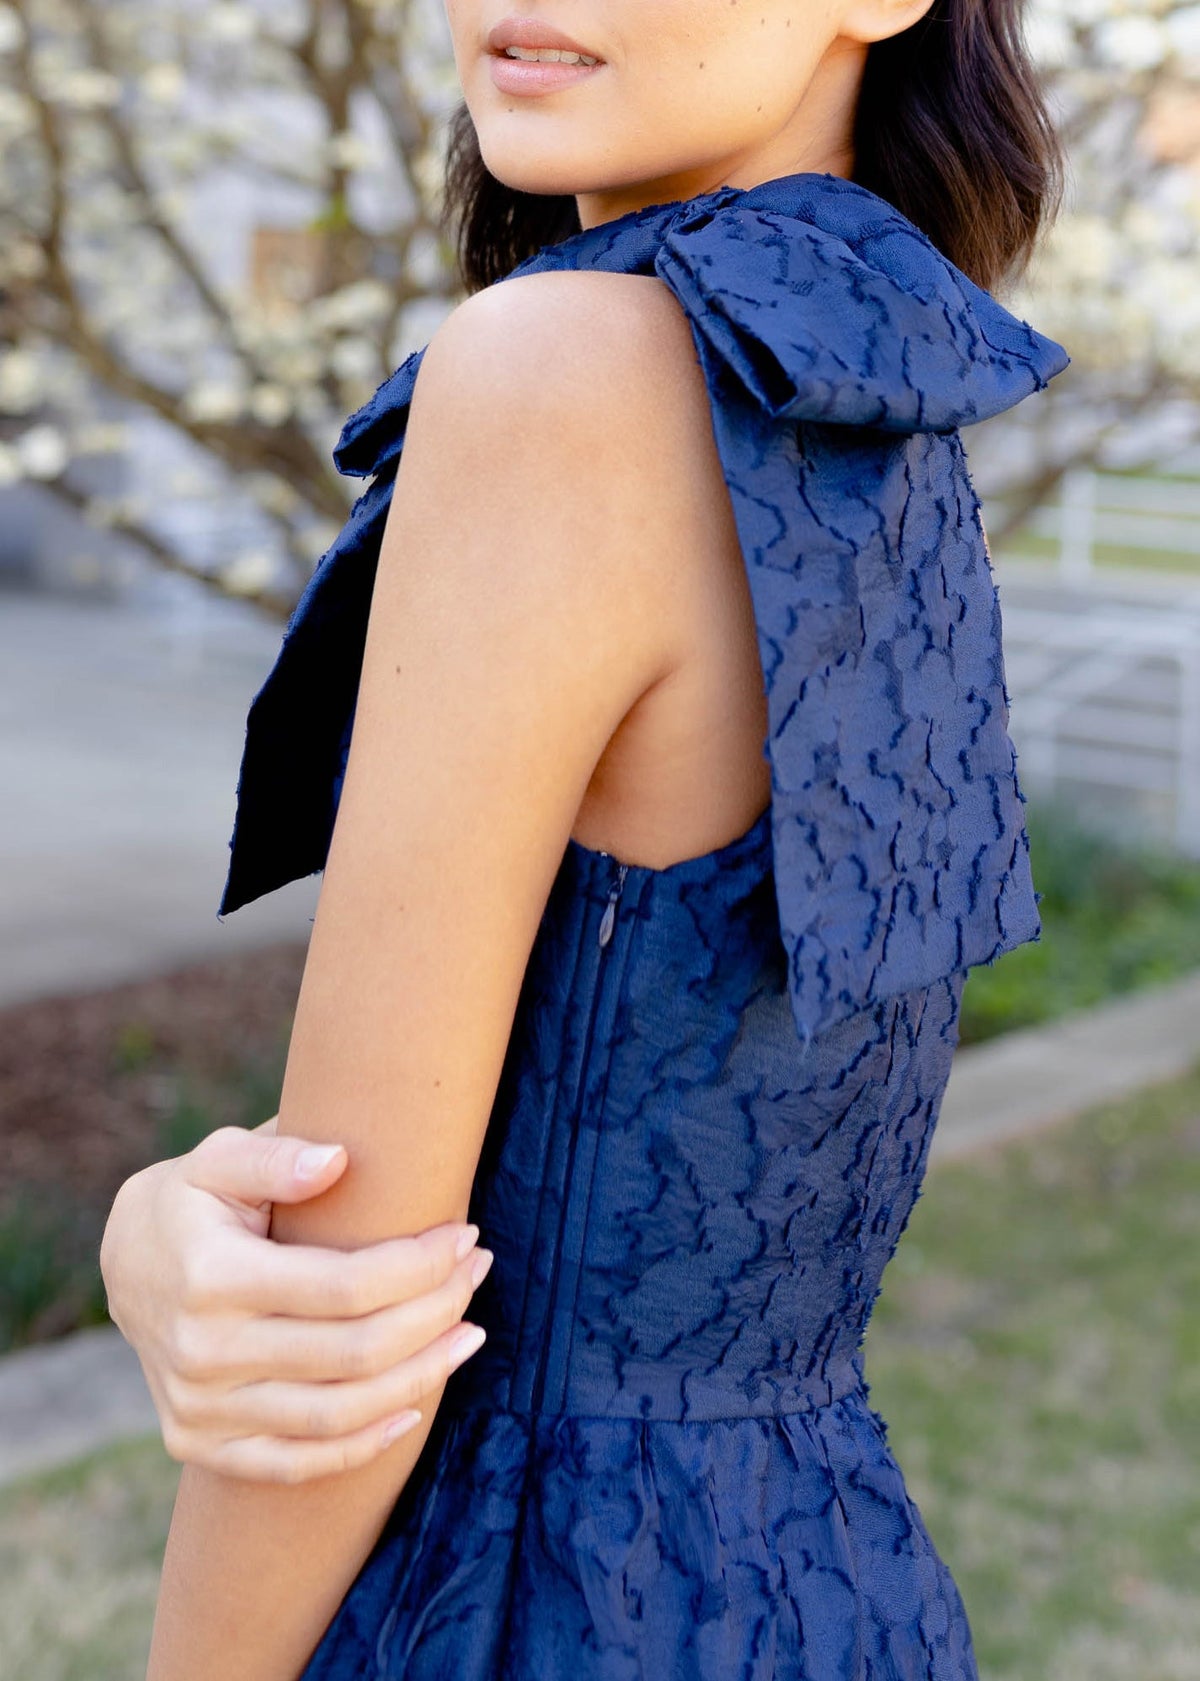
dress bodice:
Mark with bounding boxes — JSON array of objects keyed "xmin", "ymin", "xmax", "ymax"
[
  {"xmin": 297, "ymin": 802, "xmax": 975, "ymax": 1681},
  {"xmin": 448, "ymin": 812, "xmax": 964, "ymax": 1428}
]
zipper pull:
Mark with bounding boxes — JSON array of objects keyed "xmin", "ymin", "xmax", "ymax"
[{"xmin": 597, "ymin": 862, "xmax": 629, "ymax": 949}]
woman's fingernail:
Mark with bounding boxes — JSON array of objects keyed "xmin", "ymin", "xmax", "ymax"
[
  {"xmin": 448, "ymin": 1324, "xmax": 487, "ymax": 1369},
  {"xmin": 454, "ymin": 1223, "xmax": 480, "ymax": 1260},
  {"xmin": 381, "ymin": 1410, "xmax": 422, "ymax": 1446},
  {"xmin": 469, "ymin": 1248, "xmax": 494, "ymax": 1290},
  {"xmin": 296, "ymin": 1144, "xmax": 344, "ymax": 1178}
]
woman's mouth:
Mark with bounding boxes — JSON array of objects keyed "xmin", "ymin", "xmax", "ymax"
[
  {"xmin": 486, "ymin": 18, "xmax": 606, "ymax": 96},
  {"xmin": 503, "ymin": 46, "xmax": 601, "ymax": 66}
]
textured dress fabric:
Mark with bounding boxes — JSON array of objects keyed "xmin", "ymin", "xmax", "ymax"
[{"xmin": 215, "ymin": 171, "xmax": 1069, "ymax": 1678}]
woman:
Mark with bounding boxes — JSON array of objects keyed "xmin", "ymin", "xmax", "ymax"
[{"xmin": 101, "ymin": 0, "xmax": 1068, "ymax": 1675}]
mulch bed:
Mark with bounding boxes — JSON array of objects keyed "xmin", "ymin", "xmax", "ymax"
[
  {"xmin": 0, "ymin": 943, "xmax": 308, "ymax": 1343},
  {"xmin": 1, "ymin": 941, "xmax": 308, "ymax": 1202}
]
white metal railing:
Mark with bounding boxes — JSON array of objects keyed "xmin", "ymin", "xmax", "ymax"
[
  {"xmin": 998, "ymin": 574, "xmax": 1200, "ymax": 858},
  {"xmin": 997, "ymin": 466, "xmax": 1200, "ymax": 579}
]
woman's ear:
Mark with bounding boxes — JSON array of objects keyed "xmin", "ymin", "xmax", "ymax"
[{"xmin": 838, "ymin": 0, "xmax": 938, "ymax": 47}]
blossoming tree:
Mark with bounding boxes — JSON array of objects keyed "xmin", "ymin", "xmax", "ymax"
[
  {"xmin": 984, "ymin": 0, "xmax": 1200, "ymax": 536},
  {"xmin": 0, "ymin": 0, "xmax": 460, "ymax": 615},
  {"xmin": 0, "ymin": 0, "xmax": 1197, "ymax": 614}
]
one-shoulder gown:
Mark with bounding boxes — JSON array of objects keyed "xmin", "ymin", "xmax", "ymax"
[{"xmin": 215, "ymin": 171, "xmax": 1071, "ymax": 1679}]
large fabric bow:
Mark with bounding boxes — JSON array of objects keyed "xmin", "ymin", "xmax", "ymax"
[{"xmin": 217, "ymin": 171, "xmax": 1069, "ymax": 1050}]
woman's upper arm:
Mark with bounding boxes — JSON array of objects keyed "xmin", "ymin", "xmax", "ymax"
[
  {"xmin": 137, "ymin": 278, "xmax": 734, "ymax": 1681},
  {"xmin": 268, "ymin": 269, "xmax": 705, "ymax": 1259}
]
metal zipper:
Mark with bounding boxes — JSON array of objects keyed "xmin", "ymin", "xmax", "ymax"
[
  {"xmin": 597, "ymin": 860, "xmax": 630, "ymax": 947},
  {"xmin": 527, "ymin": 854, "xmax": 628, "ymax": 1416}
]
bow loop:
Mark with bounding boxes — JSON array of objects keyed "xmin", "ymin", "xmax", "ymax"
[{"xmin": 654, "ymin": 176, "xmax": 1068, "ymax": 435}]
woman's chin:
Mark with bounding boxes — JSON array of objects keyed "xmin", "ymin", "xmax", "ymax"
[
  {"xmin": 470, "ymin": 144, "xmax": 607, "ymax": 203},
  {"xmin": 465, "ymin": 85, "xmax": 625, "ymax": 189}
]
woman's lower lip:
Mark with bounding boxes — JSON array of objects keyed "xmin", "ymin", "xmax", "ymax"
[{"xmin": 488, "ymin": 53, "xmax": 604, "ymax": 96}]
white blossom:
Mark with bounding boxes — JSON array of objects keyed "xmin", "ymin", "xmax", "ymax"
[
  {"xmin": 53, "ymin": 69, "xmax": 123, "ymax": 110},
  {"xmin": 0, "ymin": 350, "xmax": 42, "ymax": 414},
  {"xmin": 206, "ymin": 3, "xmax": 258, "ymax": 46},
  {"xmin": 1096, "ymin": 16, "xmax": 1169, "ymax": 70},
  {"xmin": 0, "ymin": 87, "xmax": 36, "ymax": 133},
  {"xmin": 248, "ymin": 383, "xmax": 294, "ymax": 426},
  {"xmin": 299, "ymin": 518, "xmax": 342, "ymax": 561},
  {"xmin": 1024, "ymin": 13, "xmax": 1075, "ymax": 71},
  {"xmin": 311, "ymin": 279, "xmax": 396, "ymax": 332},
  {"xmin": 325, "ymin": 130, "xmax": 376, "ymax": 172},
  {"xmin": 0, "ymin": 4, "xmax": 24, "ymax": 55},
  {"xmin": 16, "ymin": 424, "xmax": 69, "ymax": 479},
  {"xmin": 72, "ymin": 421, "xmax": 132, "ymax": 454},
  {"xmin": 329, "ymin": 335, "xmax": 382, "ymax": 384},
  {"xmin": 183, "ymin": 382, "xmax": 247, "ymax": 424},
  {"xmin": 245, "ymin": 470, "xmax": 301, "ymax": 516},
  {"xmin": 220, "ymin": 549, "xmax": 277, "ymax": 594},
  {"xmin": 140, "ymin": 63, "xmax": 186, "ymax": 106},
  {"xmin": 1166, "ymin": 4, "xmax": 1200, "ymax": 60}
]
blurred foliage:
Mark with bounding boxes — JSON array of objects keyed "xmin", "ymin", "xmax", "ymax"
[
  {"xmin": 0, "ymin": 1048, "xmax": 287, "ymax": 1354},
  {"xmin": 0, "ymin": 1184, "xmax": 108, "ymax": 1350},
  {"xmin": 959, "ymin": 798, "xmax": 1200, "ymax": 1044},
  {"xmin": 0, "ymin": 1433, "xmax": 180, "ymax": 1678},
  {"xmin": 109, "ymin": 1019, "xmax": 158, "ymax": 1074}
]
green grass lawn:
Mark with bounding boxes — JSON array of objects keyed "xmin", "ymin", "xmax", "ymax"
[
  {"xmin": 2, "ymin": 1064, "xmax": 1198, "ymax": 1678},
  {"xmin": 865, "ymin": 1063, "xmax": 1200, "ymax": 1679},
  {"xmin": 0, "ymin": 1433, "xmax": 178, "ymax": 1681},
  {"xmin": 998, "ymin": 533, "xmax": 1200, "ymax": 577},
  {"xmin": 957, "ymin": 802, "xmax": 1200, "ymax": 1046}
]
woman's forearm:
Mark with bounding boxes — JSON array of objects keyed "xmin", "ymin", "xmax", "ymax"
[{"xmin": 147, "ymin": 1384, "xmax": 446, "ymax": 1681}]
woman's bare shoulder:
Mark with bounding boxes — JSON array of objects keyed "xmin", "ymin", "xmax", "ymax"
[
  {"xmin": 400, "ymin": 265, "xmax": 765, "ymax": 869},
  {"xmin": 406, "ymin": 266, "xmax": 737, "ymax": 643},
  {"xmin": 379, "ymin": 266, "xmax": 713, "ymax": 718},
  {"xmin": 415, "ymin": 266, "xmax": 715, "ymax": 462}
]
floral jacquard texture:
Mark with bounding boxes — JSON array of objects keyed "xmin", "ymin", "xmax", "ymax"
[
  {"xmin": 297, "ymin": 829, "xmax": 976, "ymax": 1679},
  {"xmin": 216, "ymin": 169, "xmax": 1068, "ymax": 1050},
  {"xmin": 213, "ymin": 170, "xmax": 1070, "ymax": 1677}
]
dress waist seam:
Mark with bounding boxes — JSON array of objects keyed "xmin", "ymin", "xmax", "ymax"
[{"xmin": 448, "ymin": 1387, "xmax": 869, "ymax": 1425}]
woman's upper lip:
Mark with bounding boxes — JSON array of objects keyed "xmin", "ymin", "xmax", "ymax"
[{"xmin": 486, "ymin": 16, "xmax": 604, "ymax": 59}]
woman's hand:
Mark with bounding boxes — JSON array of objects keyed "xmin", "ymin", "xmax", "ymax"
[{"xmin": 99, "ymin": 1116, "xmax": 492, "ymax": 1483}]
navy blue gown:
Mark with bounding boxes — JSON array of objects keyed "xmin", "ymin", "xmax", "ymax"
[{"xmin": 216, "ymin": 172, "xmax": 1069, "ymax": 1678}]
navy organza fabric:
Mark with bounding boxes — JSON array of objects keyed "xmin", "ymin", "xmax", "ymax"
[{"xmin": 215, "ymin": 172, "xmax": 1069, "ymax": 1677}]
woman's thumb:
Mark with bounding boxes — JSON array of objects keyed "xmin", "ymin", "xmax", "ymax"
[{"xmin": 186, "ymin": 1124, "xmax": 348, "ymax": 1205}]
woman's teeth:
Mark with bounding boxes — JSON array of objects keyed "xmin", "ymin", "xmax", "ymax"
[{"xmin": 503, "ymin": 46, "xmax": 600, "ymax": 65}]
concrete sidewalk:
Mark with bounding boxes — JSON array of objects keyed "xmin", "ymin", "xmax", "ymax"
[
  {"xmin": 0, "ymin": 1325, "xmax": 159, "ymax": 1486},
  {"xmin": 0, "ymin": 591, "xmax": 320, "ymax": 1010},
  {"xmin": 2, "ymin": 965, "xmax": 1196, "ymax": 1491},
  {"xmin": 931, "ymin": 966, "xmax": 1200, "ymax": 1163}
]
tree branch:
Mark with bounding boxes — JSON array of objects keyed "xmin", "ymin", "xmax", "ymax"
[{"xmin": 38, "ymin": 471, "xmax": 295, "ymax": 622}]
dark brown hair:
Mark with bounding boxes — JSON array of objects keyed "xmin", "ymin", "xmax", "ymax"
[{"xmin": 441, "ymin": 0, "xmax": 1063, "ymax": 296}]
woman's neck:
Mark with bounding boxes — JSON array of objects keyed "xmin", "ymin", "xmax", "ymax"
[{"xmin": 574, "ymin": 35, "xmax": 867, "ymax": 233}]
